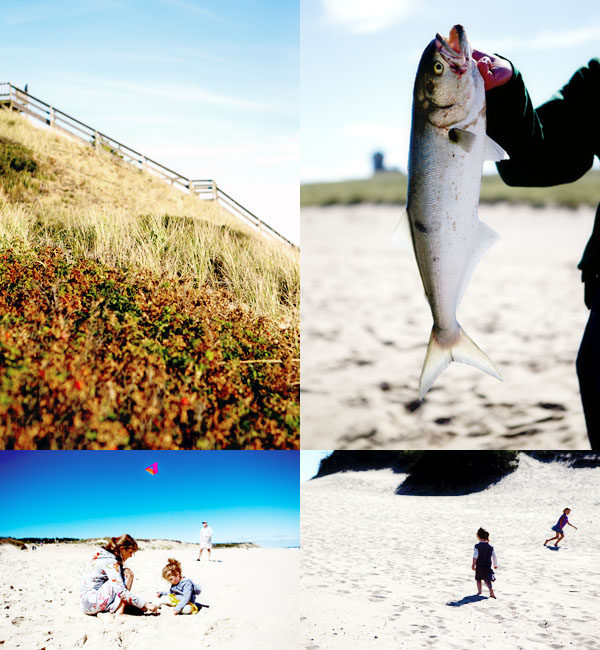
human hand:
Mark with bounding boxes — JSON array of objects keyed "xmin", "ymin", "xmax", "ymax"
[
  {"xmin": 472, "ymin": 50, "xmax": 512, "ymax": 91},
  {"xmin": 145, "ymin": 602, "xmax": 158, "ymax": 614}
]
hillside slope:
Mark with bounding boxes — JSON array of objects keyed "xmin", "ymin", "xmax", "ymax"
[{"xmin": 0, "ymin": 109, "xmax": 298, "ymax": 448}]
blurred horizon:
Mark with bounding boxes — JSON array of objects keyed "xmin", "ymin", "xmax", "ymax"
[{"xmin": 0, "ymin": 451, "xmax": 300, "ymax": 547}]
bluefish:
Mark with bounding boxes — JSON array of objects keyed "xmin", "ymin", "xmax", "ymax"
[{"xmin": 401, "ymin": 25, "xmax": 507, "ymax": 398}]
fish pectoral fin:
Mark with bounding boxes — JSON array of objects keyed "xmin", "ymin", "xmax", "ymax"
[
  {"xmin": 418, "ymin": 326, "xmax": 503, "ymax": 399},
  {"xmin": 449, "ymin": 128, "xmax": 476, "ymax": 153},
  {"xmin": 484, "ymin": 135, "xmax": 508, "ymax": 161},
  {"xmin": 392, "ymin": 209, "xmax": 413, "ymax": 251}
]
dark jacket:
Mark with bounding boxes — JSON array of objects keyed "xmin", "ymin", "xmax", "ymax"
[{"xmin": 485, "ymin": 57, "xmax": 600, "ymax": 305}]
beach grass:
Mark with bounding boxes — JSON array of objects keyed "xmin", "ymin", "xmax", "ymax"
[
  {"xmin": 0, "ymin": 110, "xmax": 299, "ymax": 321},
  {"xmin": 0, "ymin": 110, "xmax": 299, "ymax": 448}
]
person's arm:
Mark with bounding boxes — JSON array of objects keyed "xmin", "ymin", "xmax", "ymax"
[
  {"xmin": 568, "ymin": 522, "xmax": 578, "ymax": 529},
  {"xmin": 492, "ymin": 549, "xmax": 498, "ymax": 568},
  {"xmin": 483, "ymin": 55, "xmax": 599, "ymax": 187},
  {"xmin": 103, "ymin": 561, "xmax": 147, "ymax": 610},
  {"xmin": 173, "ymin": 580, "xmax": 193, "ymax": 614},
  {"xmin": 472, "ymin": 547, "xmax": 478, "ymax": 570}
]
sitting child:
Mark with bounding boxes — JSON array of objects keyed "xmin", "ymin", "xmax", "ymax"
[{"xmin": 157, "ymin": 558, "xmax": 202, "ymax": 615}]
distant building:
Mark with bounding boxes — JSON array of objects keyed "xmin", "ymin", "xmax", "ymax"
[
  {"xmin": 372, "ymin": 150, "xmax": 400, "ymax": 175},
  {"xmin": 373, "ymin": 151, "xmax": 384, "ymax": 173}
]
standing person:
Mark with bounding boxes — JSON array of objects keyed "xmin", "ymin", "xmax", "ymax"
[
  {"xmin": 197, "ymin": 521, "xmax": 213, "ymax": 562},
  {"xmin": 473, "ymin": 48, "xmax": 600, "ymax": 449},
  {"xmin": 472, "ymin": 527, "xmax": 498, "ymax": 599},
  {"xmin": 80, "ymin": 534, "xmax": 157, "ymax": 615},
  {"xmin": 545, "ymin": 508, "xmax": 578, "ymax": 547}
]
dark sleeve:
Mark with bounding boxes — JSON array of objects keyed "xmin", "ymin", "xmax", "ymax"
[{"xmin": 485, "ymin": 57, "xmax": 600, "ymax": 187}]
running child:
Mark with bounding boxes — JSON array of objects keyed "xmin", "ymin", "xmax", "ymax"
[
  {"xmin": 545, "ymin": 508, "xmax": 577, "ymax": 547},
  {"xmin": 472, "ymin": 527, "xmax": 498, "ymax": 599},
  {"xmin": 157, "ymin": 558, "xmax": 202, "ymax": 615}
]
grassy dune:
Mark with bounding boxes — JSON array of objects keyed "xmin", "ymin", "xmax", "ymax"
[
  {"xmin": 0, "ymin": 110, "xmax": 298, "ymax": 448},
  {"xmin": 301, "ymin": 169, "xmax": 600, "ymax": 208}
]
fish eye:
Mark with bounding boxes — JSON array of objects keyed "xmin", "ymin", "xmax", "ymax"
[{"xmin": 433, "ymin": 61, "xmax": 444, "ymax": 75}]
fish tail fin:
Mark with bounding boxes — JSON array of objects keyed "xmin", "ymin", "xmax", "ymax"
[{"xmin": 418, "ymin": 326, "xmax": 502, "ymax": 399}]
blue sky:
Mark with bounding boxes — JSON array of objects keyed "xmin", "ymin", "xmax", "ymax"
[
  {"xmin": 0, "ymin": 0, "xmax": 299, "ymax": 243},
  {"xmin": 0, "ymin": 451, "xmax": 299, "ymax": 547},
  {"xmin": 300, "ymin": 450, "xmax": 332, "ymax": 482},
  {"xmin": 302, "ymin": 0, "xmax": 600, "ymax": 182}
]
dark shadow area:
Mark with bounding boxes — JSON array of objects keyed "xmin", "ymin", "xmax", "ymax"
[
  {"xmin": 524, "ymin": 451, "xmax": 600, "ymax": 468},
  {"xmin": 544, "ymin": 545, "xmax": 561, "ymax": 551},
  {"xmin": 395, "ymin": 451, "xmax": 519, "ymax": 495},
  {"xmin": 314, "ymin": 451, "xmax": 422, "ymax": 479},
  {"xmin": 446, "ymin": 594, "xmax": 487, "ymax": 607}
]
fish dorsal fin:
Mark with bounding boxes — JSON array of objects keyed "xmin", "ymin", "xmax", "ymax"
[
  {"xmin": 392, "ymin": 209, "xmax": 413, "ymax": 251},
  {"xmin": 449, "ymin": 128, "xmax": 476, "ymax": 153},
  {"xmin": 484, "ymin": 135, "xmax": 508, "ymax": 161}
]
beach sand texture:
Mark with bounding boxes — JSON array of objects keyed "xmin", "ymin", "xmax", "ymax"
[
  {"xmin": 301, "ymin": 203, "xmax": 593, "ymax": 449},
  {"xmin": 0, "ymin": 542, "xmax": 297, "ymax": 650},
  {"xmin": 300, "ymin": 455, "xmax": 600, "ymax": 649}
]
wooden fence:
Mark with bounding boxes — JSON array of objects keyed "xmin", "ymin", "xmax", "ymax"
[{"xmin": 0, "ymin": 82, "xmax": 295, "ymax": 248}]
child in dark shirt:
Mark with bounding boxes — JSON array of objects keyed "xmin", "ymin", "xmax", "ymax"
[{"xmin": 472, "ymin": 527, "xmax": 498, "ymax": 599}]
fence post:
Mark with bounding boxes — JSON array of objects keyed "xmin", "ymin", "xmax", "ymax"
[
  {"xmin": 141, "ymin": 154, "xmax": 146, "ymax": 172},
  {"xmin": 212, "ymin": 180, "xmax": 218, "ymax": 201},
  {"xmin": 94, "ymin": 130, "xmax": 99, "ymax": 150},
  {"xmin": 49, "ymin": 107, "xmax": 55, "ymax": 128}
]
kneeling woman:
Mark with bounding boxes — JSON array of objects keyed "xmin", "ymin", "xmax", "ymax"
[{"xmin": 80, "ymin": 534, "xmax": 157, "ymax": 615}]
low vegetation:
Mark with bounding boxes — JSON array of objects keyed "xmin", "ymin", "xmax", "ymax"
[
  {"xmin": 301, "ymin": 170, "xmax": 600, "ymax": 208},
  {"xmin": 0, "ymin": 110, "xmax": 298, "ymax": 448},
  {"xmin": 315, "ymin": 451, "xmax": 420, "ymax": 478},
  {"xmin": 398, "ymin": 451, "xmax": 519, "ymax": 495},
  {"xmin": 314, "ymin": 450, "xmax": 519, "ymax": 494},
  {"xmin": 0, "ymin": 248, "xmax": 298, "ymax": 448}
]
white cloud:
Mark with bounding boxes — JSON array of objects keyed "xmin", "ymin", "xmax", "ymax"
[
  {"xmin": 482, "ymin": 26, "xmax": 600, "ymax": 53},
  {"xmin": 321, "ymin": 0, "xmax": 414, "ymax": 34},
  {"xmin": 344, "ymin": 122, "xmax": 407, "ymax": 145}
]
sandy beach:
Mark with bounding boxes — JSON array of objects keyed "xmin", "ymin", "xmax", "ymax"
[
  {"xmin": 301, "ymin": 203, "xmax": 593, "ymax": 449},
  {"xmin": 300, "ymin": 454, "xmax": 600, "ymax": 649},
  {"xmin": 0, "ymin": 541, "xmax": 298, "ymax": 650}
]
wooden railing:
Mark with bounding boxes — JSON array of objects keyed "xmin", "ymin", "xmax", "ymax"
[{"xmin": 0, "ymin": 82, "xmax": 295, "ymax": 248}]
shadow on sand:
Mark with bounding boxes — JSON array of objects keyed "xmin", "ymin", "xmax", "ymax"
[
  {"xmin": 545, "ymin": 545, "xmax": 561, "ymax": 551},
  {"xmin": 445, "ymin": 594, "xmax": 488, "ymax": 607}
]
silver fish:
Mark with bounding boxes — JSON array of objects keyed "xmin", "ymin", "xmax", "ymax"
[{"xmin": 402, "ymin": 25, "xmax": 506, "ymax": 398}]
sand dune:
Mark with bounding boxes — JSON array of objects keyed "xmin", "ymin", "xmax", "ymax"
[
  {"xmin": 0, "ymin": 542, "xmax": 297, "ymax": 649},
  {"xmin": 301, "ymin": 203, "xmax": 592, "ymax": 449},
  {"xmin": 300, "ymin": 455, "xmax": 600, "ymax": 649}
]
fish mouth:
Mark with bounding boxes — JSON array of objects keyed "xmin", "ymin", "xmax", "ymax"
[{"xmin": 434, "ymin": 25, "xmax": 470, "ymax": 68}]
